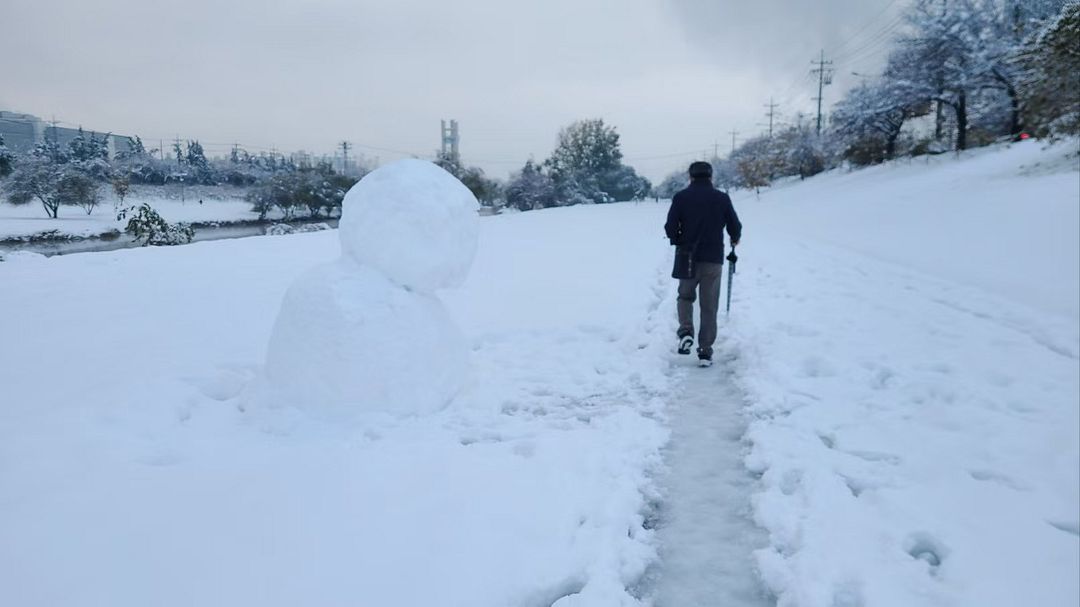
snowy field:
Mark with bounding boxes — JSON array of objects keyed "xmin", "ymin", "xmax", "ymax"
[
  {"xmin": 0, "ymin": 192, "xmax": 258, "ymax": 241},
  {"xmin": 1, "ymin": 140, "xmax": 1077, "ymax": 606}
]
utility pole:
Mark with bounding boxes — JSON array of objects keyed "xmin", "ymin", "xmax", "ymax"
[
  {"xmin": 174, "ymin": 135, "xmax": 183, "ymax": 169},
  {"xmin": 340, "ymin": 140, "xmax": 352, "ymax": 175},
  {"xmin": 47, "ymin": 115, "xmax": 61, "ymax": 160},
  {"xmin": 811, "ymin": 49, "xmax": 834, "ymax": 136},
  {"xmin": 728, "ymin": 129, "xmax": 739, "ymax": 153},
  {"xmin": 713, "ymin": 141, "xmax": 719, "ymax": 159},
  {"xmin": 763, "ymin": 98, "xmax": 779, "ymax": 138}
]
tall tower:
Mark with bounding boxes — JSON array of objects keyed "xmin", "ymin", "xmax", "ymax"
[{"xmin": 441, "ymin": 119, "xmax": 460, "ymax": 163}]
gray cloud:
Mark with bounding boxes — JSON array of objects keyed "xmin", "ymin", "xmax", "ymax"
[{"xmin": 2, "ymin": 0, "xmax": 903, "ymax": 181}]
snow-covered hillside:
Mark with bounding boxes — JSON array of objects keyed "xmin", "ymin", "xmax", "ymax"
[
  {"xmin": 0, "ymin": 140, "xmax": 1076, "ymax": 606},
  {"xmin": 729, "ymin": 140, "xmax": 1079, "ymax": 606}
]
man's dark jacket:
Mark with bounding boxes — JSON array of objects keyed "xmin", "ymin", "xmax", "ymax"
[{"xmin": 664, "ymin": 180, "xmax": 742, "ymax": 263}]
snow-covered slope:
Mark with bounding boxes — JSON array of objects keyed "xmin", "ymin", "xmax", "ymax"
[
  {"xmin": 730, "ymin": 140, "xmax": 1079, "ymax": 606},
  {"xmin": 0, "ymin": 140, "xmax": 1076, "ymax": 606},
  {"xmin": 743, "ymin": 140, "xmax": 1080, "ymax": 320}
]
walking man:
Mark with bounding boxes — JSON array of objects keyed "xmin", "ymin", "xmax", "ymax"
[{"xmin": 664, "ymin": 161, "xmax": 742, "ymax": 367}]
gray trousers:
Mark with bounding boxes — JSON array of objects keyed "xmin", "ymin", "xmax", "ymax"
[{"xmin": 677, "ymin": 261, "xmax": 723, "ymax": 356}]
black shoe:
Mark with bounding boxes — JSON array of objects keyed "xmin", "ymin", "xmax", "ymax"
[
  {"xmin": 677, "ymin": 334, "xmax": 694, "ymax": 355},
  {"xmin": 697, "ymin": 350, "xmax": 713, "ymax": 367}
]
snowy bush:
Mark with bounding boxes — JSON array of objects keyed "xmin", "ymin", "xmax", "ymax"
[
  {"xmin": 505, "ymin": 160, "xmax": 557, "ymax": 211},
  {"xmin": 116, "ymin": 203, "xmax": 195, "ymax": 246}
]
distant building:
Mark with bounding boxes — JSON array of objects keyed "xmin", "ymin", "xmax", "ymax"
[{"xmin": 0, "ymin": 111, "xmax": 136, "ymax": 159}]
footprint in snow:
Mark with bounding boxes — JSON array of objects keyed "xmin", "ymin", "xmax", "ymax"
[
  {"xmin": 869, "ymin": 367, "xmax": 895, "ymax": 390},
  {"xmin": 1047, "ymin": 520, "xmax": 1080, "ymax": 538},
  {"xmin": 800, "ymin": 356, "xmax": 836, "ymax": 378},
  {"xmin": 968, "ymin": 469, "xmax": 1030, "ymax": 491},
  {"xmin": 904, "ymin": 532, "xmax": 949, "ymax": 573},
  {"xmin": 845, "ymin": 449, "xmax": 902, "ymax": 466},
  {"xmin": 831, "ymin": 579, "xmax": 865, "ymax": 607}
]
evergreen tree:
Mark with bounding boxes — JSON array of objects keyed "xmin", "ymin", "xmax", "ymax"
[
  {"xmin": 0, "ymin": 134, "xmax": 14, "ymax": 178},
  {"xmin": 184, "ymin": 140, "xmax": 217, "ymax": 185},
  {"xmin": 545, "ymin": 119, "xmax": 649, "ymax": 203}
]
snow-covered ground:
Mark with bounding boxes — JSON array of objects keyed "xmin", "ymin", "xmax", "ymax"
[
  {"xmin": 1, "ymin": 140, "xmax": 1077, "ymax": 606},
  {"xmin": 0, "ymin": 191, "xmax": 258, "ymax": 241}
]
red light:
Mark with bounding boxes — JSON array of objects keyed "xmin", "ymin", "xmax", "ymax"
[{"xmin": 1020, "ymin": 133, "xmax": 1031, "ymax": 140}]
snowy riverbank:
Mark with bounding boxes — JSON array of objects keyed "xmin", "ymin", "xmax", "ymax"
[{"xmin": 0, "ymin": 191, "xmax": 260, "ymax": 242}]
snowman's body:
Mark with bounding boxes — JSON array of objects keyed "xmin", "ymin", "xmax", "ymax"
[{"xmin": 264, "ymin": 160, "xmax": 479, "ymax": 419}]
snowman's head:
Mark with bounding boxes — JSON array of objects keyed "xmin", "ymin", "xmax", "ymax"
[{"xmin": 338, "ymin": 159, "xmax": 480, "ymax": 292}]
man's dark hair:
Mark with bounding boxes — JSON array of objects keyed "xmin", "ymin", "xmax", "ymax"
[{"xmin": 688, "ymin": 161, "xmax": 713, "ymax": 180}]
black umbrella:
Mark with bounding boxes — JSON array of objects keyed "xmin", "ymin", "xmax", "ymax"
[{"xmin": 725, "ymin": 246, "xmax": 738, "ymax": 316}]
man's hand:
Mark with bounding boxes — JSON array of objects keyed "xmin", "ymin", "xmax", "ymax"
[{"xmin": 731, "ymin": 239, "xmax": 740, "ymax": 247}]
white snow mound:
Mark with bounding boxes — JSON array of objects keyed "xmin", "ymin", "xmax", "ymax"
[
  {"xmin": 339, "ymin": 159, "xmax": 479, "ymax": 292},
  {"xmin": 264, "ymin": 260, "xmax": 468, "ymax": 419}
]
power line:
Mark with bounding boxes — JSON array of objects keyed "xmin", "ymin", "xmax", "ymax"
[
  {"xmin": 831, "ymin": 15, "xmax": 906, "ymax": 64},
  {"xmin": 825, "ymin": 0, "xmax": 903, "ymax": 57}
]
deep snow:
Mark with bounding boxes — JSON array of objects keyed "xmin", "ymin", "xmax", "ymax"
[{"xmin": 0, "ymin": 139, "xmax": 1077, "ymax": 606}]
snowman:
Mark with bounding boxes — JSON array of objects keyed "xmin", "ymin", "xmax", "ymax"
[{"xmin": 263, "ymin": 159, "xmax": 479, "ymax": 420}]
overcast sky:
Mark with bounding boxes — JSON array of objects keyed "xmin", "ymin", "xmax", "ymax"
[{"xmin": 2, "ymin": 0, "xmax": 905, "ymax": 181}]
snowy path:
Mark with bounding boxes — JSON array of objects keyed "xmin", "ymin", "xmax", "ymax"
[{"xmin": 646, "ymin": 345, "xmax": 772, "ymax": 607}]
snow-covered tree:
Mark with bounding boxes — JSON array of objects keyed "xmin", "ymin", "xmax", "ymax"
[
  {"xmin": 889, "ymin": 0, "xmax": 985, "ymax": 150},
  {"xmin": 600, "ymin": 164, "xmax": 651, "ymax": 202},
  {"xmin": 546, "ymin": 119, "xmax": 622, "ymax": 180},
  {"xmin": 776, "ymin": 126, "xmax": 828, "ymax": 178},
  {"xmin": 654, "ymin": 170, "xmax": 687, "ymax": 199},
  {"xmin": 505, "ymin": 160, "xmax": 557, "ymax": 211},
  {"xmin": 832, "ymin": 78, "xmax": 923, "ymax": 164},
  {"xmin": 0, "ymin": 134, "xmax": 13, "ymax": 178},
  {"xmin": 58, "ymin": 171, "xmax": 102, "ymax": 215},
  {"xmin": 885, "ymin": 0, "xmax": 1069, "ymax": 148},
  {"xmin": 711, "ymin": 158, "xmax": 741, "ymax": 191},
  {"xmin": 5, "ymin": 136, "xmax": 109, "ymax": 218},
  {"xmin": 246, "ymin": 161, "xmax": 357, "ymax": 220},
  {"xmin": 65, "ymin": 128, "xmax": 111, "ymax": 183},
  {"xmin": 184, "ymin": 140, "xmax": 216, "ymax": 185},
  {"xmin": 4, "ymin": 154, "xmax": 63, "ymax": 217},
  {"xmin": 544, "ymin": 119, "xmax": 649, "ymax": 204},
  {"xmin": 1015, "ymin": 2, "xmax": 1080, "ymax": 137},
  {"xmin": 435, "ymin": 150, "xmax": 501, "ymax": 206},
  {"xmin": 730, "ymin": 136, "xmax": 776, "ymax": 192},
  {"xmin": 115, "ymin": 136, "xmax": 169, "ymax": 185}
]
